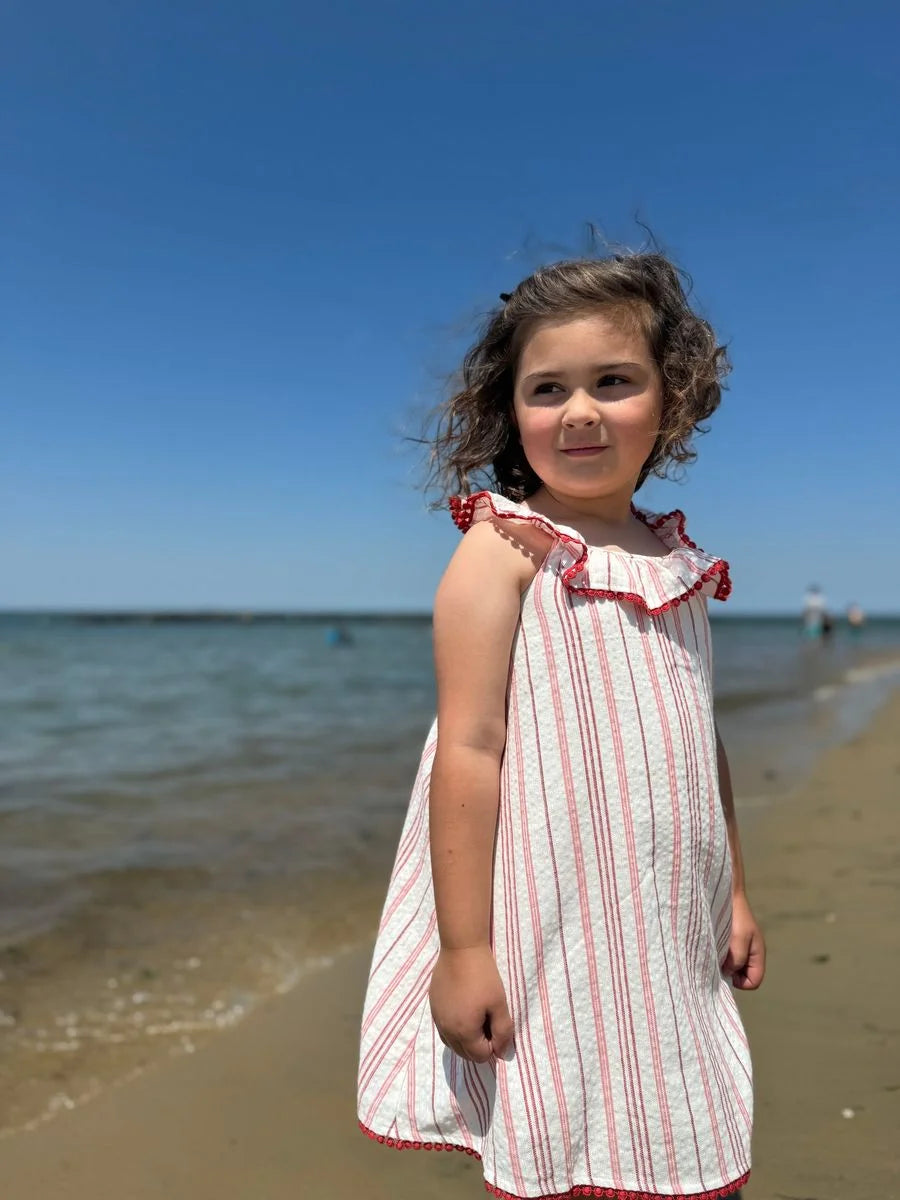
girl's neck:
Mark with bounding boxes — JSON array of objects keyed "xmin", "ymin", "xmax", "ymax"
[{"xmin": 530, "ymin": 485, "xmax": 637, "ymax": 530}]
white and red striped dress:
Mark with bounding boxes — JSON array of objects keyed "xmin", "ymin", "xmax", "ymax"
[{"xmin": 358, "ymin": 491, "xmax": 752, "ymax": 1200}]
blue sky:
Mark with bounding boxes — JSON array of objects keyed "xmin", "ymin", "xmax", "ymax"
[{"xmin": 4, "ymin": 0, "xmax": 898, "ymax": 614}]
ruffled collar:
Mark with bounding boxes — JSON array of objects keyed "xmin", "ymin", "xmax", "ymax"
[{"xmin": 449, "ymin": 490, "xmax": 731, "ymax": 615}]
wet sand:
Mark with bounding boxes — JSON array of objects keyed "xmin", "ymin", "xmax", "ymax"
[
  {"xmin": 1, "ymin": 693, "xmax": 898, "ymax": 1200},
  {"xmin": 738, "ymin": 692, "xmax": 900, "ymax": 1200}
]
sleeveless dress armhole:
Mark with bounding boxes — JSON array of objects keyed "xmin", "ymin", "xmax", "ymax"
[{"xmin": 449, "ymin": 490, "xmax": 585, "ymax": 590}]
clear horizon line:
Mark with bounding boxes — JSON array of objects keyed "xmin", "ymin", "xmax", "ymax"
[{"xmin": 2, "ymin": 607, "xmax": 898, "ymax": 621}]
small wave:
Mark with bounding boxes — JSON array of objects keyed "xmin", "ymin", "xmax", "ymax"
[
  {"xmin": 843, "ymin": 660, "xmax": 900, "ymax": 686},
  {"xmin": 711, "ymin": 686, "xmax": 799, "ymax": 714},
  {"xmin": 0, "ymin": 942, "xmax": 351, "ymax": 1141}
]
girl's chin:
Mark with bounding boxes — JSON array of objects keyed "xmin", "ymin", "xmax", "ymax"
[{"xmin": 548, "ymin": 463, "xmax": 628, "ymax": 490}]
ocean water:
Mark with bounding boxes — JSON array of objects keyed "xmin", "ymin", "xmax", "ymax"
[{"xmin": 1, "ymin": 611, "xmax": 898, "ymax": 1135}]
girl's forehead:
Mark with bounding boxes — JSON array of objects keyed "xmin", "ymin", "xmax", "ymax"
[{"xmin": 517, "ymin": 311, "xmax": 652, "ymax": 370}]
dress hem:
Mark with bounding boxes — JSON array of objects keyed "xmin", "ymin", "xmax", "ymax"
[{"xmin": 358, "ymin": 1120, "xmax": 749, "ymax": 1200}]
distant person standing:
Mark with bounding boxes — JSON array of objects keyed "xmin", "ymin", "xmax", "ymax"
[
  {"xmin": 847, "ymin": 603, "xmax": 866, "ymax": 636},
  {"xmin": 802, "ymin": 584, "xmax": 827, "ymax": 638}
]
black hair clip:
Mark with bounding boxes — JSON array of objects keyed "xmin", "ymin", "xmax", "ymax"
[{"xmin": 499, "ymin": 292, "xmax": 511, "ymax": 303}]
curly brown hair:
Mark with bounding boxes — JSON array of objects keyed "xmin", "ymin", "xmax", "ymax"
[{"xmin": 422, "ymin": 252, "xmax": 730, "ymax": 505}]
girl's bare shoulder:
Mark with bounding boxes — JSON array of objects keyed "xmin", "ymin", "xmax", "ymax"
[
  {"xmin": 440, "ymin": 513, "xmax": 552, "ymax": 599},
  {"xmin": 432, "ymin": 517, "xmax": 551, "ymax": 752}
]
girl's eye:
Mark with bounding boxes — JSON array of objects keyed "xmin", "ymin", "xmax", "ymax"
[{"xmin": 533, "ymin": 376, "xmax": 629, "ymax": 395}]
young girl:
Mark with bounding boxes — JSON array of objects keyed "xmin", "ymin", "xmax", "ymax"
[{"xmin": 357, "ymin": 252, "xmax": 765, "ymax": 1200}]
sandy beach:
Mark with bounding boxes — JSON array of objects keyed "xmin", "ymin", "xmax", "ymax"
[{"xmin": 1, "ymin": 692, "xmax": 898, "ymax": 1200}]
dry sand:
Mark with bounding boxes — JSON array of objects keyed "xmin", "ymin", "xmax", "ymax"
[{"xmin": 1, "ymin": 693, "xmax": 898, "ymax": 1200}]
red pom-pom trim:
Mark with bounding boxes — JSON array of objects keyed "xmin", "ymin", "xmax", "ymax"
[
  {"xmin": 359, "ymin": 1119, "xmax": 748, "ymax": 1200},
  {"xmin": 449, "ymin": 493, "xmax": 732, "ymax": 611}
]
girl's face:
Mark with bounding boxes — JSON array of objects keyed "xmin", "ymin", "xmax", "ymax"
[{"xmin": 512, "ymin": 311, "xmax": 663, "ymax": 509}]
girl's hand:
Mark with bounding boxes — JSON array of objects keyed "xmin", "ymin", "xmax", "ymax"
[
  {"xmin": 429, "ymin": 945, "xmax": 514, "ymax": 1063},
  {"xmin": 723, "ymin": 893, "xmax": 766, "ymax": 990}
]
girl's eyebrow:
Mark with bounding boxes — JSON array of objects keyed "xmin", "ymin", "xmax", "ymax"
[{"xmin": 522, "ymin": 361, "xmax": 642, "ymax": 382}]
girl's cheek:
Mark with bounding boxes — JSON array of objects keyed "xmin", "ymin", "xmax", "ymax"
[
  {"xmin": 608, "ymin": 398, "xmax": 662, "ymax": 441},
  {"xmin": 521, "ymin": 412, "xmax": 559, "ymax": 444}
]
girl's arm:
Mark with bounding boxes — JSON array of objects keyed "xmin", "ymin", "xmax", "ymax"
[
  {"xmin": 428, "ymin": 517, "xmax": 544, "ymax": 1061},
  {"xmin": 715, "ymin": 723, "xmax": 766, "ymax": 990}
]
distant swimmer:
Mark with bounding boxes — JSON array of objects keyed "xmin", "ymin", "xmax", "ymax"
[{"xmin": 325, "ymin": 624, "xmax": 353, "ymax": 647}]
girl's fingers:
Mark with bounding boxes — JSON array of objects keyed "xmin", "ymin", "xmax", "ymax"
[
  {"xmin": 725, "ymin": 932, "xmax": 750, "ymax": 975},
  {"xmin": 488, "ymin": 1002, "xmax": 515, "ymax": 1057},
  {"xmin": 733, "ymin": 968, "xmax": 759, "ymax": 989},
  {"xmin": 441, "ymin": 1012, "xmax": 514, "ymax": 1062},
  {"xmin": 732, "ymin": 932, "xmax": 766, "ymax": 990},
  {"xmin": 461, "ymin": 1032, "xmax": 494, "ymax": 1063},
  {"xmin": 745, "ymin": 934, "xmax": 766, "ymax": 988},
  {"xmin": 441, "ymin": 1016, "xmax": 494, "ymax": 1062}
]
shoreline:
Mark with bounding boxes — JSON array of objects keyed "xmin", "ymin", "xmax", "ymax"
[{"xmin": 0, "ymin": 689, "xmax": 898, "ymax": 1198}]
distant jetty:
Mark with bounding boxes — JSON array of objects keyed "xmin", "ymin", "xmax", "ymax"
[{"xmin": 63, "ymin": 611, "xmax": 431, "ymax": 625}]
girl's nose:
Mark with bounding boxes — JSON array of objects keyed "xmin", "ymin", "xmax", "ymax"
[{"xmin": 563, "ymin": 389, "xmax": 600, "ymax": 426}]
